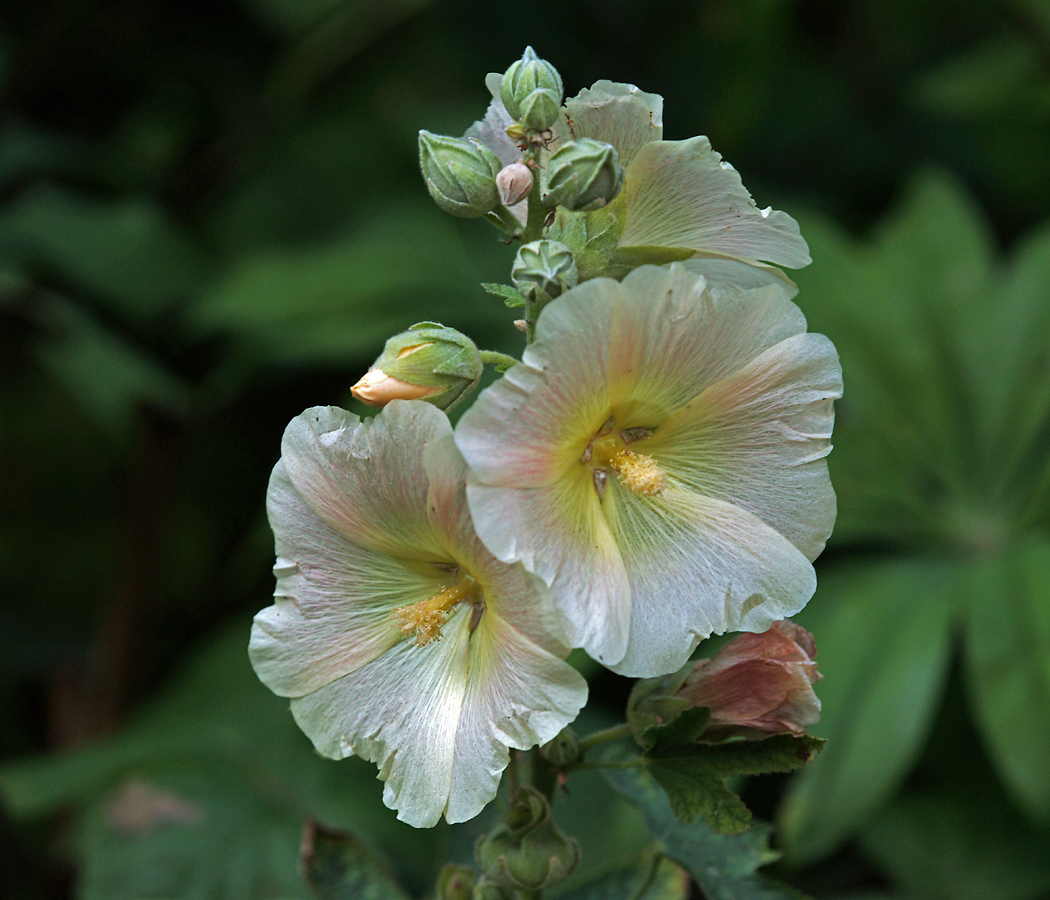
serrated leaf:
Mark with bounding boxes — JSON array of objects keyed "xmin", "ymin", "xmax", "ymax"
[
  {"xmin": 558, "ymin": 851, "xmax": 691, "ymax": 900},
  {"xmin": 778, "ymin": 560, "xmax": 956, "ymax": 864},
  {"xmin": 646, "ymin": 735, "xmax": 823, "ymax": 833},
  {"xmin": 601, "ymin": 744, "xmax": 810, "ymax": 900},
  {"xmin": 301, "ymin": 822, "xmax": 411, "ymax": 900},
  {"xmin": 481, "ymin": 282, "xmax": 528, "ymax": 308},
  {"xmin": 964, "ymin": 540, "xmax": 1050, "ymax": 822}
]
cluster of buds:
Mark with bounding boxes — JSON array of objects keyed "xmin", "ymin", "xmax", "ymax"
[
  {"xmin": 351, "ymin": 322, "xmax": 483, "ymax": 412},
  {"xmin": 501, "ymin": 46, "xmax": 563, "ymax": 133}
]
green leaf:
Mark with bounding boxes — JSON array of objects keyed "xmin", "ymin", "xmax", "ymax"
[
  {"xmin": 481, "ymin": 282, "xmax": 528, "ymax": 308},
  {"xmin": 641, "ymin": 706, "xmax": 711, "ymax": 751},
  {"xmin": 557, "ymin": 851, "xmax": 691, "ymax": 900},
  {"xmin": 626, "ymin": 663, "xmax": 694, "ymax": 746},
  {"xmin": 0, "ymin": 623, "xmax": 438, "ymax": 899},
  {"xmin": 646, "ymin": 735, "xmax": 823, "ymax": 833},
  {"xmin": 601, "ymin": 744, "xmax": 809, "ymax": 900},
  {"xmin": 778, "ymin": 559, "xmax": 956, "ymax": 864},
  {"xmin": 301, "ymin": 822, "xmax": 411, "ymax": 900},
  {"xmin": 0, "ymin": 185, "xmax": 207, "ymax": 321},
  {"xmin": 858, "ymin": 785, "xmax": 1050, "ymax": 900},
  {"xmin": 964, "ymin": 540, "xmax": 1050, "ymax": 822}
]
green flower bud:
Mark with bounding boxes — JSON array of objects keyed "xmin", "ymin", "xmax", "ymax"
[
  {"xmin": 437, "ymin": 863, "xmax": 477, "ymax": 900},
  {"xmin": 500, "ymin": 47, "xmax": 563, "ymax": 129},
  {"xmin": 511, "ymin": 240, "xmax": 578, "ymax": 303},
  {"xmin": 475, "ymin": 787, "xmax": 580, "ymax": 892},
  {"xmin": 539, "ymin": 726, "xmax": 579, "ymax": 767},
  {"xmin": 419, "ymin": 131, "xmax": 502, "ymax": 218},
  {"xmin": 351, "ymin": 322, "xmax": 483, "ymax": 412},
  {"xmin": 546, "ymin": 138, "xmax": 624, "ymax": 211},
  {"xmin": 472, "ymin": 875, "xmax": 511, "ymax": 900}
]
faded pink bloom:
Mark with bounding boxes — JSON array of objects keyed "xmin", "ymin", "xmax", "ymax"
[{"xmin": 676, "ymin": 620, "xmax": 822, "ymax": 739}]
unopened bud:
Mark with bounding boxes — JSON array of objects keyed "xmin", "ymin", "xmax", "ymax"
[
  {"xmin": 546, "ymin": 138, "xmax": 624, "ymax": 211},
  {"xmin": 500, "ymin": 47, "xmax": 563, "ymax": 130},
  {"xmin": 540, "ymin": 727, "xmax": 579, "ymax": 767},
  {"xmin": 496, "ymin": 162, "xmax": 533, "ymax": 207},
  {"xmin": 351, "ymin": 322, "xmax": 483, "ymax": 412},
  {"xmin": 472, "ymin": 875, "xmax": 511, "ymax": 900},
  {"xmin": 419, "ymin": 131, "xmax": 502, "ymax": 218},
  {"xmin": 437, "ymin": 863, "xmax": 477, "ymax": 900},
  {"xmin": 511, "ymin": 240, "xmax": 578, "ymax": 303},
  {"xmin": 675, "ymin": 620, "xmax": 822, "ymax": 740}
]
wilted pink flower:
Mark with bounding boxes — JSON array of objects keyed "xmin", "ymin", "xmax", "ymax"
[{"xmin": 676, "ymin": 620, "xmax": 822, "ymax": 739}]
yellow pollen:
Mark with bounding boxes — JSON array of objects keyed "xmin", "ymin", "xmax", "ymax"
[
  {"xmin": 393, "ymin": 579, "xmax": 477, "ymax": 647},
  {"xmin": 611, "ymin": 450, "xmax": 667, "ymax": 496}
]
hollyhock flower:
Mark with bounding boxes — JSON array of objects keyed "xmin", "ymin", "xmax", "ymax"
[
  {"xmin": 465, "ymin": 77, "xmax": 809, "ymax": 288},
  {"xmin": 249, "ymin": 401, "xmax": 587, "ymax": 828},
  {"xmin": 676, "ymin": 620, "xmax": 822, "ymax": 739},
  {"xmin": 455, "ymin": 264, "xmax": 840, "ymax": 678}
]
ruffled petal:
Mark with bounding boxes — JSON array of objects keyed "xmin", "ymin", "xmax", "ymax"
[
  {"xmin": 619, "ymin": 138, "xmax": 811, "ymax": 268},
  {"xmin": 464, "ymin": 73, "xmax": 522, "ymax": 168},
  {"xmin": 290, "ymin": 603, "xmax": 474, "ymax": 828},
  {"xmin": 446, "ymin": 611, "xmax": 587, "ymax": 823},
  {"xmin": 649, "ymin": 332, "xmax": 842, "ymax": 561},
  {"xmin": 466, "ymin": 472, "xmax": 631, "ymax": 667},
  {"xmin": 280, "ymin": 402, "xmax": 451, "ymax": 560},
  {"xmin": 249, "ymin": 460, "xmax": 439, "ymax": 697},
  {"xmin": 678, "ymin": 255, "xmax": 798, "ymax": 296},
  {"xmin": 603, "ymin": 266, "xmax": 808, "ymax": 424},
  {"xmin": 605, "ymin": 483, "xmax": 817, "ymax": 677},
  {"xmin": 552, "ymin": 80, "xmax": 664, "ymax": 168}
]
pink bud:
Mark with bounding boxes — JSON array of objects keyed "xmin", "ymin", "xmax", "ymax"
[
  {"xmin": 675, "ymin": 620, "xmax": 821, "ymax": 739},
  {"xmin": 497, "ymin": 161, "xmax": 533, "ymax": 207},
  {"xmin": 350, "ymin": 368, "xmax": 440, "ymax": 407}
]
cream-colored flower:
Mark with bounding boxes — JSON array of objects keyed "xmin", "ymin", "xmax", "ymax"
[
  {"xmin": 455, "ymin": 265, "xmax": 840, "ymax": 677},
  {"xmin": 249, "ymin": 401, "xmax": 586, "ymax": 828}
]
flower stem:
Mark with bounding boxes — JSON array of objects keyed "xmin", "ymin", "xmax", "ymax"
[
  {"xmin": 479, "ymin": 350, "xmax": 520, "ymax": 371},
  {"xmin": 626, "ymin": 851, "xmax": 665, "ymax": 900},
  {"xmin": 578, "ymin": 722, "xmax": 633, "ymax": 755}
]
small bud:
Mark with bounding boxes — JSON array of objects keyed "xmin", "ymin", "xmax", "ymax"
[
  {"xmin": 539, "ymin": 727, "xmax": 579, "ymax": 767},
  {"xmin": 500, "ymin": 47, "xmax": 563, "ymax": 130},
  {"xmin": 546, "ymin": 138, "xmax": 624, "ymax": 211},
  {"xmin": 419, "ymin": 130, "xmax": 502, "ymax": 218},
  {"xmin": 437, "ymin": 863, "xmax": 477, "ymax": 900},
  {"xmin": 511, "ymin": 240, "xmax": 578, "ymax": 303},
  {"xmin": 351, "ymin": 322, "xmax": 483, "ymax": 412},
  {"xmin": 675, "ymin": 620, "xmax": 822, "ymax": 740},
  {"xmin": 472, "ymin": 875, "xmax": 511, "ymax": 900},
  {"xmin": 496, "ymin": 161, "xmax": 533, "ymax": 207}
]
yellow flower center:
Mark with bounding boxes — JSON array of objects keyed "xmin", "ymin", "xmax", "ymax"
[
  {"xmin": 393, "ymin": 576, "xmax": 482, "ymax": 647},
  {"xmin": 584, "ymin": 420, "xmax": 667, "ymax": 498}
]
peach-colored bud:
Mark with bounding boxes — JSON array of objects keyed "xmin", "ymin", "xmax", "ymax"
[
  {"xmin": 351, "ymin": 368, "xmax": 440, "ymax": 407},
  {"xmin": 497, "ymin": 162, "xmax": 533, "ymax": 207},
  {"xmin": 675, "ymin": 620, "xmax": 821, "ymax": 739}
]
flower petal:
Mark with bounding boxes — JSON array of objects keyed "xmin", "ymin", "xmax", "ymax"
[
  {"xmin": 290, "ymin": 603, "xmax": 473, "ymax": 828},
  {"xmin": 466, "ymin": 473, "xmax": 631, "ymax": 666},
  {"xmin": 604, "ymin": 266, "xmax": 808, "ymax": 423},
  {"xmin": 249, "ymin": 460, "xmax": 441, "ymax": 697},
  {"xmin": 619, "ymin": 138, "xmax": 811, "ymax": 268},
  {"xmin": 648, "ymin": 332, "xmax": 842, "ymax": 561},
  {"xmin": 464, "ymin": 74, "xmax": 522, "ymax": 168},
  {"xmin": 605, "ymin": 483, "xmax": 817, "ymax": 677},
  {"xmin": 280, "ymin": 402, "xmax": 451, "ymax": 559},
  {"xmin": 678, "ymin": 255, "xmax": 799, "ymax": 296},
  {"xmin": 446, "ymin": 611, "xmax": 587, "ymax": 823},
  {"xmin": 552, "ymin": 80, "xmax": 664, "ymax": 168}
]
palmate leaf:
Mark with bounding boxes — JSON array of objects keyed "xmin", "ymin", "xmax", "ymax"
[{"xmin": 601, "ymin": 743, "xmax": 809, "ymax": 900}]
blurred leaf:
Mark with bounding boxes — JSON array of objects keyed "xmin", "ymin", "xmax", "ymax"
[
  {"xmin": 0, "ymin": 623, "xmax": 438, "ymax": 898},
  {"xmin": 778, "ymin": 559, "xmax": 956, "ymax": 865},
  {"xmin": 557, "ymin": 852, "xmax": 691, "ymax": 900},
  {"xmin": 236, "ymin": 0, "xmax": 354, "ymax": 35},
  {"xmin": 35, "ymin": 299, "xmax": 190, "ymax": 435},
  {"xmin": 602, "ymin": 744, "xmax": 809, "ymax": 900},
  {"xmin": 300, "ymin": 822, "xmax": 410, "ymax": 900},
  {"xmin": 190, "ymin": 206, "xmax": 496, "ymax": 366},
  {"xmin": 858, "ymin": 785, "xmax": 1050, "ymax": 900},
  {"xmin": 964, "ymin": 540, "xmax": 1050, "ymax": 822},
  {"xmin": 0, "ymin": 121, "xmax": 87, "ymax": 186},
  {"xmin": 0, "ymin": 186, "xmax": 207, "ymax": 321}
]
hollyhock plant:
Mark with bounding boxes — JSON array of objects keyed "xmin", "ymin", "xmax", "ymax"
[
  {"xmin": 676, "ymin": 620, "xmax": 822, "ymax": 739},
  {"xmin": 465, "ymin": 74, "xmax": 810, "ymax": 288},
  {"xmin": 455, "ymin": 264, "xmax": 841, "ymax": 678},
  {"xmin": 249, "ymin": 400, "xmax": 587, "ymax": 828}
]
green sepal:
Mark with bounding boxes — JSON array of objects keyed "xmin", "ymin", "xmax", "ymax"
[
  {"xmin": 628, "ymin": 661, "xmax": 697, "ymax": 748},
  {"xmin": 481, "ymin": 282, "xmax": 529, "ymax": 308}
]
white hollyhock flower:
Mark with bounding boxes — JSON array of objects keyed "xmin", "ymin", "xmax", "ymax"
[
  {"xmin": 455, "ymin": 265, "xmax": 841, "ymax": 678},
  {"xmin": 249, "ymin": 401, "xmax": 587, "ymax": 828}
]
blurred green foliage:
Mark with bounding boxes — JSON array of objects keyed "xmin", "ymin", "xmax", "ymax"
[{"xmin": 2, "ymin": 0, "xmax": 1050, "ymax": 898}]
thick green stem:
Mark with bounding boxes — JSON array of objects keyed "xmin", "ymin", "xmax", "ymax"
[
  {"xmin": 479, "ymin": 350, "xmax": 520, "ymax": 371},
  {"xmin": 578, "ymin": 722, "xmax": 633, "ymax": 755}
]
